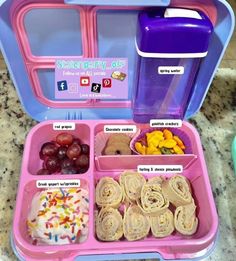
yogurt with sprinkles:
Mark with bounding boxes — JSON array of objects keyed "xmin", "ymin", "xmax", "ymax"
[{"xmin": 27, "ymin": 188, "xmax": 89, "ymax": 245}]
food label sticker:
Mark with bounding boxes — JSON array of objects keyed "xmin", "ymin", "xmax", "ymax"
[
  {"xmin": 150, "ymin": 119, "xmax": 182, "ymax": 128},
  {"xmin": 36, "ymin": 179, "xmax": 81, "ymax": 188},
  {"xmin": 55, "ymin": 58, "xmax": 128, "ymax": 100},
  {"xmin": 158, "ymin": 66, "xmax": 184, "ymax": 75},
  {"xmin": 104, "ymin": 125, "xmax": 137, "ymax": 133},
  {"xmin": 53, "ymin": 122, "xmax": 76, "ymax": 131},
  {"xmin": 138, "ymin": 165, "xmax": 183, "ymax": 174}
]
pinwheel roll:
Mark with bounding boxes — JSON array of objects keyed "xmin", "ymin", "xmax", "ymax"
[
  {"xmin": 123, "ymin": 205, "xmax": 150, "ymax": 241},
  {"xmin": 150, "ymin": 209, "xmax": 174, "ymax": 238},
  {"xmin": 119, "ymin": 171, "xmax": 146, "ymax": 202},
  {"xmin": 96, "ymin": 208, "xmax": 123, "ymax": 241},
  {"xmin": 147, "ymin": 176, "xmax": 164, "ymax": 188},
  {"xmin": 96, "ymin": 177, "xmax": 123, "ymax": 208},
  {"xmin": 174, "ymin": 203, "xmax": 198, "ymax": 235},
  {"xmin": 162, "ymin": 175, "xmax": 192, "ymax": 207},
  {"xmin": 137, "ymin": 181, "xmax": 169, "ymax": 215}
]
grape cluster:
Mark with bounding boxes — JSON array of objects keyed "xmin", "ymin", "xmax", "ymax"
[{"xmin": 37, "ymin": 133, "xmax": 90, "ymax": 175}]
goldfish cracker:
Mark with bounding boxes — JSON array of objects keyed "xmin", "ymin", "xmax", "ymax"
[
  {"xmin": 147, "ymin": 136, "xmax": 162, "ymax": 147},
  {"xmin": 159, "ymin": 139, "xmax": 177, "ymax": 149},
  {"xmin": 173, "ymin": 145, "xmax": 184, "ymax": 154},
  {"xmin": 163, "ymin": 129, "xmax": 173, "ymax": 140},
  {"xmin": 152, "ymin": 148, "xmax": 162, "ymax": 155},
  {"xmin": 147, "ymin": 145, "xmax": 159, "ymax": 155},
  {"xmin": 173, "ymin": 136, "xmax": 186, "ymax": 150},
  {"xmin": 151, "ymin": 130, "xmax": 164, "ymax": 137},
  {"xmin": 146, "ymin": 132, "xmax": 156, "ymax": 140},
  {"xmin": 146, "ymin": 132, "xmax": 164, "ymax": 142},
  {"xmin": 135, "ymin": 142, "xmax": 146, "ymax": 155},
  {"xmin": 164, "ymin": 139, "xmax": 177, "ymax": 149},
  {"xmin": 159, "ymin": 140, "xmax": 165, "ymax": 148}
]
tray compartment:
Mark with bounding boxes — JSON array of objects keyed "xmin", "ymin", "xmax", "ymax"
[
  {"xmin": 13, "ymin": 174, "xmax": 97, "ymax": 260},
  {"xmin": 95, "ymin": 121, "xmax": 199, "ymax": 171},
  {"xmin": 16, "ymin": 178, "xmax": 90, "ymax": 245},
  {"xmin": 12, "ymin": 2, "xmax": 88, "ymax": 61},
  {"xmin": 92, "ymin": 159, "xmax": 217, "ymax": 254},
  {"xmin": 24, "ymin": 121, "xmax": 91, "ymax": 175}
]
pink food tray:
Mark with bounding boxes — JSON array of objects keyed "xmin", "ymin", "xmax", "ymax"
[{"xmin": 13, "ymin": 120, "xmax": 218, "ymax": 261}]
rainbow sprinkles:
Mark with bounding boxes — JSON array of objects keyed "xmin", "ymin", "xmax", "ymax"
[{"xmin": 27, "ymin": 188, "xmax": 89, "ymax": 245}]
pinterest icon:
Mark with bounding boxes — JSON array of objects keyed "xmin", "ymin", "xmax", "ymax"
[{"xmin": 102, "ymin": 78, "xmax": 112, "ymax": 88}]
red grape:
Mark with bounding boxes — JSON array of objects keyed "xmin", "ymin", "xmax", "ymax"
[
  {"xmin": 39, "ymin": 150, "xmax": 45, "ymax": 160},
  {"xmin": 37, "ymin": 168, "xmax": 50, "ymax": 175},
  {"xmin": 56, "ymin": 133, "xmax": 73, "ymax": 146},
  {"xmin": 45, "ymin": 156, "xmax": 61, "ymax": 174},
  {"xmin": 81, "ymin": 144, "xmax": 90, "ymax": 155},
  {"xmin": 40, "ymin": 142, "xmax": 58, "ymax": 159},
  {"xmin": 75, "ymin": 154, "xmax": 89, "ymax": 168},
  {"xmin": 72, "ymin": 138, "xmax": 81, "ymax": 146},
  {"xmin": 61, "ymin": 167, "xmax": 78, "ymax": 175},
  {"xmin": 66, "ymin": 144, "xmax": 81, "ymax": 159},
  {"xmin": 57, "ymin": 146, "xmax": 68, "ymax": 160},
  {"xmin": 61, "ymin": 158, "xmax": 75, "ymax": 169},
  {"xmin": 78, "ymin": 168, "xmax": 88, "ymax": 174}
]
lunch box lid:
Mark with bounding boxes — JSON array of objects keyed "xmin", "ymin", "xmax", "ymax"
[{"xmin": 0, "ymin": 0, "xmax": 235, "ymax": 122}]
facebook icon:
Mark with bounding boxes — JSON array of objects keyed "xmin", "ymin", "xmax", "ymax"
[{"xmin": 57, "ymin": 80, "xmax": 68, "ymax": 91}]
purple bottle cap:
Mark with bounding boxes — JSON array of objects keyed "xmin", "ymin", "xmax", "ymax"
[{"xmin": 136, "ymin": 8, "xmax": 213, "ymax": 58}]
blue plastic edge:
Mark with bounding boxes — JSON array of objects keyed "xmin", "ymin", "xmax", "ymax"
[
  {"xmin": 64, "ymin": 0, "xmax": 170, "ymax": 7},
  {"xmin": 11, "ymin": 230, "xmax": 219, "ymax": 261},
  {"xmin": 185, "ymin": 0, "xmax": 235, "ymax": 119}
]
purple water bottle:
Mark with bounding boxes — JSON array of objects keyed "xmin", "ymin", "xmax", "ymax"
[{"xmin": 133, "ymin": 8, "xmax": 213, "ymax": 123}]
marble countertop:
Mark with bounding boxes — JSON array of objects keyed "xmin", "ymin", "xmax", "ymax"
[{"xmin": 0, "ymin": 68, "xmax": 235, "ymax": 261}]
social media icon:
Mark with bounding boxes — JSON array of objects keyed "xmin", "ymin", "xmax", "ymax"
[
  {"xmin": 68, "ymin": 83, "xmax": 78, "ymax": 93},
  {"xmin": 91, "ymin": 83, "xmax": 101, "ymax": 93},
  {"xmin": 57, "ymin": 80, "xmax": 68, "ymax": 91},
  {"xmin": 80, "ymin": 77, "xmax": 90, "ymax": 87},
  {"xmin": 102, "ymin": 78, "xmax": 112, "ymax": 88}
]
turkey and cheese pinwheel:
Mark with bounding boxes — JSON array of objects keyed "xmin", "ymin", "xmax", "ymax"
[
  {"xmin": 123, "ymin": 205, "xmax": 150, "ymax": 241},
  {"xmin": 95, "ymin": 177, "xmax": 123, "ymax": 208},
  {"xmin": 96, "ymin": 208, "xmax": 123, "ymax": 241},
  {"xmin": 137, "ymin": 178, "xmax": 169, "ymax": 215},
  {"xmin": 162, "ymin": 175, "xmax": 192, "ymax": 207},
  {"xmin": 147, "ymin": 176, "xmax": 164, "ymax": 188},
  {"xmin": 119, "ymin": 171, "xmax": 146, "ymax": 203},
  {"xmin": 174, "ymin": 203, "xmax": 198, "ymax": 235},
  {"xmin": 150, "ymin": 209, "xmax": 174, "ymax": 238}
]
